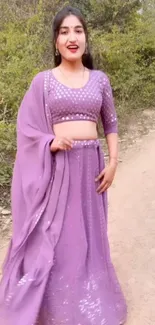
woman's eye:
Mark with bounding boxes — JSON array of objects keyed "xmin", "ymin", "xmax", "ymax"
[
  {"xmin": 76, "ymin": 30, "xmax": 82, "ymax": 34},
  {"xmin": 59, "ymin": 30, "xmax": 67, "ymax": 35},
  {"xmin": 60, "ymin": 29, "xmax": 83, "ymax": 35}
]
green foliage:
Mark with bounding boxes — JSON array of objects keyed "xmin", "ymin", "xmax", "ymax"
[
  {"xmin": 0, "ymin": 21, "xmax": 45, "ymax": 121},
  {"xmin": 0, "ymin": 121, "xmax": 16, "ymax": 186},
  {"xmin": 0, "ymin": 0, "xmax": 155, "ymax": 188},
  {"xmin": 70, "ymin": 0, "xmax": 141, "ymax": 31},
  {"xmin": 91, "ymin": 11, "xmax": 155, "ymax": 111},
  {"xmin": 0, "ymin": 1, "xmax": 46, "ymax": 187}
]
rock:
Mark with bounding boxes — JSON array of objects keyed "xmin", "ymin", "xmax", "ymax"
[
  {"xmin": 0, "ymin": 207, "xmax": 3, "ymax": 214},
  {"xmin": 2, "ymin": 219, "xmax": 11, "ymax": 231},
  {"xmin": 1, "ymin": 209, "xmax": 11, "ymax": 216}
]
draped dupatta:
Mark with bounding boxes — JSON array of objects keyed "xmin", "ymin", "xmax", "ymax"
[{"xmin": 0, "ymin": 71, "xmax": 70, "ymax": 325}]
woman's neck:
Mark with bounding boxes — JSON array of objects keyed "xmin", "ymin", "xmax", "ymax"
[{"xmin": 59, "ymin": 59, "xmax": 84, "ymax": 72}]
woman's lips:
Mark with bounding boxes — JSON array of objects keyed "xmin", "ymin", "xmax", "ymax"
[{"xmin": 67, "ymin": 46, "xmax": 79, "ymax": 53}]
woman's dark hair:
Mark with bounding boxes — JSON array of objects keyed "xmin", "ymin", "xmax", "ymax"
[{"xmin": 52, "ymin": 6, "xmax": 94, "ymax": 69}]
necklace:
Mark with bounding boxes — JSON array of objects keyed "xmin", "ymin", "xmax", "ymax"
[{"xmin": 58, "ymin": 66, "xmax": 86, "ymax": 88}]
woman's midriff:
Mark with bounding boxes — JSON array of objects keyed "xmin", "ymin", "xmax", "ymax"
[{"xmin": 53, "ymin": 121, "xmax": 98, "ymax": 140}]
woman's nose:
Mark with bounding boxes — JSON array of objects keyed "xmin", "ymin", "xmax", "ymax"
[{"xmin": 68, "ymin": 32, "xmax": 77, "ymax": 42}]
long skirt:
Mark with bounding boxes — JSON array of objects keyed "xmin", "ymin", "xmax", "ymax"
[{"xmin": 35, "ymin": 139, "xmax": 127, "ymax": 325}]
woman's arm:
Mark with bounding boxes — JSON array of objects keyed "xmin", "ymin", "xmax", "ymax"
[
  {"xmin": 100, "ymin": 72, "xmax": 118, "ymax": 164},
  {"xmin": 100, "ymin": 72, "xmax": 118, "ymax": 137},
  {"xmin": 95, "ymin": 73, "xmax": 118, "ymax": 193},
  {"xmin": 106, "ymin": 133, "xmax": 118, "ymax": 166}
]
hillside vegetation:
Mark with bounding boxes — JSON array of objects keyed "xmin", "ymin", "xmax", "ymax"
[{"xmin": 0, "ymin": 0, "xmax": 155, "ymax": 197}]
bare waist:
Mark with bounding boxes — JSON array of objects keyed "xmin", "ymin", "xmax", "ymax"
[{"xmin": 53, "ymin": 120, "xmax": 98, "ymax": 140}]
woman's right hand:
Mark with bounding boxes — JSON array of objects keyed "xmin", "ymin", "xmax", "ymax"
[{"xmin": 50, "ymin": 137, "xmax": 74, "ymax": 152}]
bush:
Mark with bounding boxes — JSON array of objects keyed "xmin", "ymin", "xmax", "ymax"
[
  {"xmin": 92, "ymin": 19, "xmax": 155, "ymax": 109},
  {"xmin": 0, "ymin": 121, "xmax": 16, "ymax": 186},
  {"xmin": 0, "ymin": 0, "xmax": 155, "ymax": 191}
]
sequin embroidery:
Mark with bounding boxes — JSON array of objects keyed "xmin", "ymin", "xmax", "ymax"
[{"xmin": 48, "ymin": 70, "xmax": 118, "ymax": 136}]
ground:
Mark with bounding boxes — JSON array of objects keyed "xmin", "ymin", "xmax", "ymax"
[
  {"xmin": 109, "ymin": 126, "xmax": 155, "ymax": 325},
  {"xmin": 0, "ymin": 109, "xmax": 155, "ymax": 324}
]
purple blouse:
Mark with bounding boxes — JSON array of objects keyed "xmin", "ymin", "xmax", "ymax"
[{"xmin": 48, "ymin": 69, "xmax": 118, "ymax": 136}]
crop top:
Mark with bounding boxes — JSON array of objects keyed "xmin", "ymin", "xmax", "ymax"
[{"xmin": 48, "ymin": 69, "xmax": 118, "ymax": 136}]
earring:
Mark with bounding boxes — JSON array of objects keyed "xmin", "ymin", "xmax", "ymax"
[{"xmin": 55, "ymin": 48, "xmax": 59, "ymax": 56}]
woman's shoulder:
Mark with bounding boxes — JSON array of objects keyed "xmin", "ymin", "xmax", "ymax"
[
  {"xmin": 91, "ymin": 69, "xmax": 110, "ymax": 85},
  {"xmin": 28, "ymin": 70, "xmax": 52, "ymax": 94},
  {"xmin": 92, "ymin": 69, "xmax": 110, "ymax": 81},
  {"xmin": 31, "ymin": 70, "xmax": 50, "ymax": 85}
]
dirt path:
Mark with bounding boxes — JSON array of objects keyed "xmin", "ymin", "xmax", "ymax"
[
  {"xmin": 109, "ymin": 129, "xmax": 155, "ymax": 325},
  {"xmin": 0, "ymin": 113, "xmax": 155, "ymax": 324}
]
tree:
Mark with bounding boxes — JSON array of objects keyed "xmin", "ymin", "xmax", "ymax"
[
  {"xmin": 0, "ymin": 0, "xmax": 155, "ymax": 190},
  {"xmin": 69, "ymin": 0, "xmax": 141, "ymax": 31}
]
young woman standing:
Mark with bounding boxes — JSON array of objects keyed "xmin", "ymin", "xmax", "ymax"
[{"xmin": 0, "ymin": 6, "xmax": 127, "ymax": 325}]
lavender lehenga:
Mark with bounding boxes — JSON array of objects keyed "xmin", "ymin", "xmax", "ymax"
[{"xmin": 0, "ymin": 69, "xmax": 127, "ymax": 325}]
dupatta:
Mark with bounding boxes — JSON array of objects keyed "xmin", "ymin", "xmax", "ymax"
[{"xmin": 0, "ymin": 71, "xmax": 70, "ymax": 325}]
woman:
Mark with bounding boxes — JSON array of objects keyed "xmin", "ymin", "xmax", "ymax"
[{"xmin": 0, "ymin": 5, "xmax": 127, "ymax": 325}]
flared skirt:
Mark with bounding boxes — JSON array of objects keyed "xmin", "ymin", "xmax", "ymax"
[{"xmin": 36, "ymin": 139, "xmax": 127, "ymax": 325}]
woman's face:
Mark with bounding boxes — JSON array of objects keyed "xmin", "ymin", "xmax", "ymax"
[{"xmin": 56, "ymin": 15, "xmax": 86, "ymax": 62}]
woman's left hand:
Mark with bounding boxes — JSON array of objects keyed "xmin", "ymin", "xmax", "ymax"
[{"xmin": 95, "ymin": 162, "xmax": 117, "ymax": 194}]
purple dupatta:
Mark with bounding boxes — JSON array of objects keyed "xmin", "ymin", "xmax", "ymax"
[{"xmin": 0, "ymin": 71, "xmax": 70, "ymax": 325}]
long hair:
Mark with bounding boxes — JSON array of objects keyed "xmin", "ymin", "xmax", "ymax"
[{"xmin": 52, "ymin": 6, "xmax": 94, "ymax": 69}]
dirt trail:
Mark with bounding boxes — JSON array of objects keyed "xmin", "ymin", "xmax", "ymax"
[
  {"xmin": 109, "ymin": 129, "xmax": 155, "ymax": 325},
  {"xmin": 0, "ymin": 112, "xmax": 155, "ymax": 324}
]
